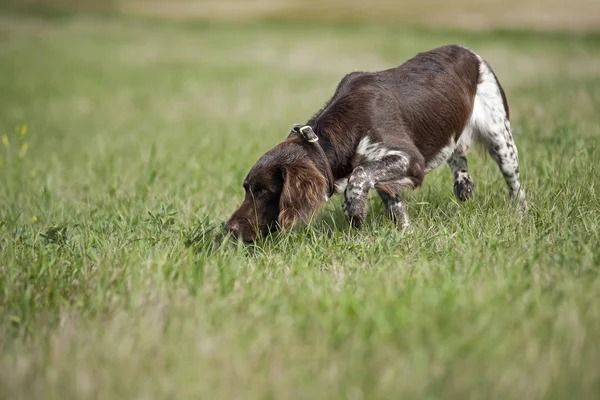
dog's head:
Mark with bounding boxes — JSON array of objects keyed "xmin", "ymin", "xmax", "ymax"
[{"xmin": 225, "ymin": 138, "xmax": 329, "ymax": 243}]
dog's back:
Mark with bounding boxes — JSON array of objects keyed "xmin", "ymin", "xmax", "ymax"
[{"xmin": 310, "ymin": 45, "xmax": 482, "ymax": 167}]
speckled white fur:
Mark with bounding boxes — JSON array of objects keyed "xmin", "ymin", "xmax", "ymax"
[
  {"xmin": 469, "ymin": 52, "xmax": 526, "ymax": 210},
  {"xmin": 343, "ymin": 137, "xmax": 411, "ymax": 226},
  {"xmin": 356, "ymin": 137, "xmax": 408, "ymax": 162}
]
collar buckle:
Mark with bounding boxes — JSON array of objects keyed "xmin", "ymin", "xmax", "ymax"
[{"xmin": 292, "ymin": 124, "xmax": 319, "ymax": 143}]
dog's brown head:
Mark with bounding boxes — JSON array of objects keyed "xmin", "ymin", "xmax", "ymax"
[{"xmin": 225, "ymin": 137, "xmax": 329, "ymax": 243}]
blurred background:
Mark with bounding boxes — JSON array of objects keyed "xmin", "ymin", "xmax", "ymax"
[{"xmin": 3, "ymin": 0, "xmax": 600, "ymax": 31}]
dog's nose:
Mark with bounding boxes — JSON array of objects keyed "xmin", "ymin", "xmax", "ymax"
[{"xmin": 225, "ymin": 220, "xmax": 241, "ymax": 238}]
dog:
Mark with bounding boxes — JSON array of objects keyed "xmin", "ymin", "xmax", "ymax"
[{"xmin": 225, "ymin": 45, "xmax": 526, "ymax": 243}]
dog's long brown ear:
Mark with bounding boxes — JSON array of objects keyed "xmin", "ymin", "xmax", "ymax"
[{"xmin": 278, "ymin": 161, "xmax": 328, "ymax": 230}]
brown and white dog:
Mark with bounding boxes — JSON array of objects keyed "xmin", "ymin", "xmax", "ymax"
[{"xmin": 225, "ymin": 45, "xmax": 526, "ymax": 242}]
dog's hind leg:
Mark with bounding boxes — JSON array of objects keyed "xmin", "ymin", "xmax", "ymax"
[
  {"xmin": 482, "ymin": 120, "xmax": 526, "ymax": 211},
  {"xmin": 447, "ymin": 111, "xmax": 476, "ymax": 202},
  {"xmin": 447, "ymin": 151, "xmax": 475, "ymax": 202},
  {"xmin": 471, "ymin": 57, "xmax": 527, "ymax": 211}
]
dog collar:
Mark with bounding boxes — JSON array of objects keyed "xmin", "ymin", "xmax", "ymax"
[{"xmin": 290, "ymin": 124, "xmax": 336, "ymax": 198}]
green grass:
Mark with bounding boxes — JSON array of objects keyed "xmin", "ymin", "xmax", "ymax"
[{"xmin": 1, "ymin": 10, "xmax": 600, "ymax": 400}]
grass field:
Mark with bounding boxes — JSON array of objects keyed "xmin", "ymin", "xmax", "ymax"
[{"xmin": 1, "ymin": 8, "xmax": 600, "ymax": 399}]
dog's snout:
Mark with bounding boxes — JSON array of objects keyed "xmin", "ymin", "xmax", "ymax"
[{"xmin": 225, "ymin": 220, "xmax": 241, "ymax": 238}]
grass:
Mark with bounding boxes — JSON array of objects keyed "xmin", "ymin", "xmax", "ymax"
[{"xmin": 1, "ymin": 9, "xmax": 600, "ymax": 399}]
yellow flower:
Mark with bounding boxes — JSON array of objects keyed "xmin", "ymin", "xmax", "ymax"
[
  {"xmin": 19, "ymin": 142, "xmax": 29, "ymax": 158},
  {"xmin": 1, "ymin": 134, "xmax": 8, "ymax": 147},
  {"xmin": 31, "ymin": 215, "xmax": 38, "ymax": 223},
  {"xmin": 19, "ymin": 124, "xmax": 28, "ymax": 136}
]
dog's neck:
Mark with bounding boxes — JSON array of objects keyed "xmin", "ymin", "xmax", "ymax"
[
  {"xmin": 310, "ymin": 122, "xmax": 362, "ymax": 182},
  {"xmin": 290, "ymin": 128, "xmax": 336, "ymax": 198}
]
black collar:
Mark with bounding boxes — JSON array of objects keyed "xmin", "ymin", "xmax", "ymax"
[{"xmin": 291, "ymin": 124, "xmax": 336, "ymax": 198}]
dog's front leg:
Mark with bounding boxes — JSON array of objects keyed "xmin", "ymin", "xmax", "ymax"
[
  {"xmin": 376, "ymin": 187, "xmax": 410, "ymax": 229},
  {"xmin": 343, "ymin": 165, "xmax": 372, "ymax": 227},
  {"xmin": 343, "ymin": 153, "xmax": 413, "ymax": 227}
]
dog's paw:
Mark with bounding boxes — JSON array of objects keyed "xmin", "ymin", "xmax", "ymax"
[
  {"xmin": 453, "ymin": 174, "xmax": 475, "ymax": 202},
  {"xmin": 343, "ymin": 197, "xmax": 368, "ymax": 227},
  {"xmin": 387, "ymin": 202, "xmax": 410, "ymax": 230}
]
